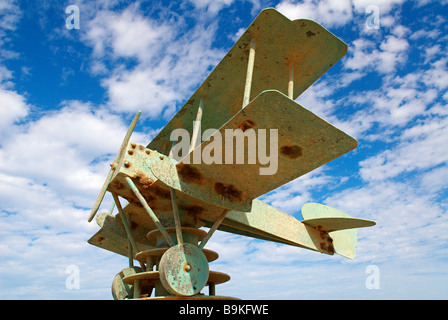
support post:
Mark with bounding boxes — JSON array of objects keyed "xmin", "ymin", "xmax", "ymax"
[
  {"xmin": 170, "ymin": 189, "xmax": 183, "ymax": 245},
  {"xmin": 288, "ymin": 63, "xmax": 294, "ymax": 99},
  {"xmin": 190, "ymin": 97, "xmax": 204, "ymax": 153},
  {"xmin": 112, "ymin": 193, "xmax": 139, "ymax": 254},
  {"xmin": 199, "ymin": 209, "xmax": 230, "ymax": 249},
  {"xmin": 242, "ymin": 38, "xmax": 256, "ymax": 108}
]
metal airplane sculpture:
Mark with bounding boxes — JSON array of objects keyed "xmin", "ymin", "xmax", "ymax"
[{"xmin": 86, "ymin": 8, "xmax": 375, "ymax": 300}]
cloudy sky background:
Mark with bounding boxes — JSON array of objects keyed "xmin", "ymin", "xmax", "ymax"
[{"xmin": 0, "ymin": 0, "xmax": 447, "ymax": 299}]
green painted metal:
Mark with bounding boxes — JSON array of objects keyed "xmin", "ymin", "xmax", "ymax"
[
  {"xmin": 147, "ymin": 8, "xmax": 347, "ymax": 156},
  {"xmin": 112, "ymin": 266, "xmax": 143, "ymax": 300},
  {"xmin": 164, "ymin": 89, "xmax": 357, "ymax": 200},
  {"xmin": 159, "ymin": 243, "xmax": 209, "ymax": 296}
]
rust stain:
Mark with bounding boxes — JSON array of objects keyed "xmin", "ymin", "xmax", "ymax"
[
  {"xmin": 280, "ymin": 144, "xmax": 302, "ymax": 159},
  {"xmin": 113, "ymin": 181, "xmax": 124, "ymax": 190},
  {"xmin": 237, "ymin": 119, "xmax": 257, "ymax": 132},
  {"xmin": 214, "ymin": 182, "xmax": 243, "ymax": 201},
  {"xmin": 306, "ymin": 30, "xmax": 315, "ymax": 38},
  {"xmin": 177, "ymin": 162, "xmax": 204, "ymax": 184},
  {"xmin": 151, "ymin": 185, "xmax": 171, "ymax": 199},
  {"xmin": 134, "ymin": 171, "xmax": 153, "ymax": 189},
  {"xmin": 318, "ymin": 229, "xmax": 335, "ymax": 255},
  {"xmin": 97, "ymin": 236, "xmax": 105, "ymax": 243}
]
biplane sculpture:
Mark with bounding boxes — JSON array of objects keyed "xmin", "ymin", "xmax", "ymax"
[{"xmin": 87, "ymin": 8, "xmax": 375, "ymax": 300}]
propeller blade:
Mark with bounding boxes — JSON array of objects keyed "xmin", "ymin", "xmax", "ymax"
[
  {"xmin": 88, "ymin": 110, "xmax": 142, "ymax": 222},
  {"xmin": 88, "ymin": 168, "xmax": 114, "ymax": 222}
]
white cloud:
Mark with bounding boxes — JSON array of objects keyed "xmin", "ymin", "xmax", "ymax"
[
  {"xmin": 0, "ymin": 88, "xmax": 29, "ymax": 138},
  {"xmin": 0, "ymin": 101, "xmax": 147, "ymax": 207},
  {"xmin": 423, "ymin": 58, "xmax": 448, "ymax": 90},
  {"xmin": 84, "ymin": 7, "xmax": 172, "ymax": 63},
  {"xmin": 0, "ymin": 0, "xmax": 21, "ymax": 32},
  {"xmin": 188, "ymin": 0, "xmax": 236, "ymax": 14},
  {"xmin": 359, "ymin": 115, "xmax": 448, "ymax": 182},
  {"xmin": 324, "ymin": 178, "xmax": 448, "ymax": 266},
  {"xmin": 276, "ymin": 0, "xmax": 353, "ymax": 27},
  {"xmin": 344, "ymin": 35, "xmax": 409, "ymax": 74},
  {"xmin": 351, "ymin": 0, "xmax": 406, "ymax": 13},
  {"xmin": 82, "ymin": 6, "xmax": 226, "ymax": 117}
]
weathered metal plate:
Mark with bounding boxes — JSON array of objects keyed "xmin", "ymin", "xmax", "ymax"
[
  {"xmin": 122, "ymin": 271, "xmax": 160, "ymax": 285},
  {"xmin": 302, "ymin": 217, "xmax": 375, "ymax": 232},
  {"xmin": 207, "ymin": 271, "xmax": 230, "ymax": 285},
  {"xmin": 87, "ymin": 213, "xmax": 155, "ymax": 258},
  {"xmin": 105, "ymin": 143, "xmax": 232, "ymax": 235},
  {"xmin": 159, "ymin": 243, "xmax": 209, "ymax": 296},
  {"xmin": 171, "ymin": 90, "xmax": 357, "ymax": 200},
  {"xmin": 112, "ymin": 266, "xmax": 143, "ymax": 300},
  {"xmin": 151, "ymin": 157, "xmax": 253, "ymax": 212},
  {"xmin": 147, "ymin": 8, "xmax": 347, "ymax": 155}
]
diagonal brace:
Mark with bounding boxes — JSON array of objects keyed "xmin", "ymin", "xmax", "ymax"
[{"xmin": 125, "ymin": 177, "xmax": 175, "ymax": 247}]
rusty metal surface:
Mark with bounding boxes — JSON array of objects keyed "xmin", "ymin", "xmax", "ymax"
[
  {"xmin": 147, "ymin": 8, "xmax": 347, "ymax": 155},
  {"xmin": 90, "ymin": 141, "xmax": 350, "ymax": 258},
  {"xmin": 159, "ymin": 243, "xmax": 209, "ymax": 296},
  {"xmin": 162, "ymin": 89, "xmax": 357, "ymax": 200},
  {"xmin": 112, "ymin": 266, "xmax": 143, "ymax": 300}
]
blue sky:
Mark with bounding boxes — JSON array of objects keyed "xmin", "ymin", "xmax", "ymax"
[{"xmin": 0, "ymin": 0, "xmax": 447, "ymax": 300}]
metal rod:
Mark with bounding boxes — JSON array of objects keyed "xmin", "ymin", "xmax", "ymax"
[
  {"xmin": 146, "ymin": 256, "xmax": 154, "ymax": 272},
  {"xmin": 288, "ymin": 63, "xmax": 294, "ymax": 99},
  {"xmin": 133, "ymin": 279, "xmax": 141, "ymax": 299},
  {"xmin": 128, "ymin": 238, "xmax": 133, "ymax": 268},
  {"xmin": 189, "ymin": 97, "xmax": 204, "ymax": 153},
  {"xmin": 170, "ymin": 188, "xmax": 183, "ymax": 245},
  {"xmin": 209, "ymin": 283, "xmax": 216, "ymax": 296},
  {"xmin": 109, "ymin": 200, "xmax": 116, "ymax": 215},
  {"xmin": 112, "ymin": 193, "xmax": 139, "ymax": 254},
  {"xmin": 199, "ymin": 209, "xmax": 230, "ymax": 249},
  {"xmin": 242, "ymin": 38, "xmax": 256, "ymax": 108},
  {"xmin": 125, "ymin": 177, "xmax": 175, "ymax": 247}
]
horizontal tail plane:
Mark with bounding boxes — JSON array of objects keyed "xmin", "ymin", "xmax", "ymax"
[{"xmin": 301, "ymin": 203, "xmax": 375, "ymax": 259}]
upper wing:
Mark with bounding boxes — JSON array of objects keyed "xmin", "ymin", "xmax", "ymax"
[
  {"xmin": 147, "ymin": 8, "xmax": 347, "ymax": 155},
  {"xmin": 151, "ymin": 90, "xmax": 357, "ymax": 202}
]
